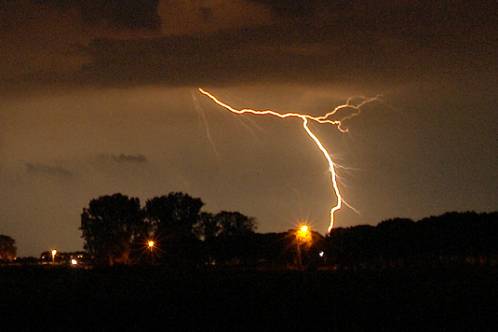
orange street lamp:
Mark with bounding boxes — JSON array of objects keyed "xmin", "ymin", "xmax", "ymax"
[
  {"xmin": 296, "ymin": 224, "xmax": 312, "ymax": 244},
  {"xmin": 147, "ymin": 240, "xmax": 155, "ymax": 252},
  {"xmin": 147, "ymin": 240, "xmax": 156, "ymax": 264},
  {"xmin": 295, "ymin": 223, "xmax": 312, "ymax": 270},
  {"xmin": 51, "ymin": 249, "xmax": 57, "ymax": 265}
]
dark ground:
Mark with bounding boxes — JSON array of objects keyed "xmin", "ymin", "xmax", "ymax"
[{"xmin": 1, "ymin": 266, "xmax": 497, "ymax": 331}]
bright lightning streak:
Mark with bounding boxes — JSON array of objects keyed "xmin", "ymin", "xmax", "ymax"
[
  {"xmin": 198, "ymin": 88, "xmax": 378, "ymax": 233},
  {"xmin": 302, "ymin": 117, "xmax": 341, "ymax": 232}
]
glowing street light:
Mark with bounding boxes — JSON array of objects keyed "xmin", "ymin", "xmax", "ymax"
[
  {"xmin": 146, "ymin": 240, "xmax": 156, "ymax": 264},
  {"xmin": 295, "ymin": 223, "xmax": 312, "ymax": 270},
  {"xmin": 51, "ymin": 249, "xmax": 57, "ymax": 265},
  {"xmin": 147, "ymin": 240, "xmax": 155, "ymax": 251},
  {"xmin": 296, "ymin": 224, "xmax": 312, "ymax": 244},
  {"xmin": 71, "ymin": 259, "xmax": 78, "ymax": 266}
]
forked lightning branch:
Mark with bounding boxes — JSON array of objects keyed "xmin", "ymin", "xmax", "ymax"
[{"xmin": 198, "ymin": 88, "xmax": 380, "ymax": 233}]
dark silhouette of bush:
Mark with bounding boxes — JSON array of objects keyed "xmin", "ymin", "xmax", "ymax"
[{"xmin": 326, "ymin": 211, "xmax": 498, "ymax": 269}]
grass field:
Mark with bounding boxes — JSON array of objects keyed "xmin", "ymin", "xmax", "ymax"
[{"xmin": 1, "ymin": 266, "xmax": 497, "ymax": 331}]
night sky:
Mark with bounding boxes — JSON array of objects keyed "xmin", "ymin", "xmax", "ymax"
[{"xmin": 1, "ymin": 1, "xmax": 497, "ymax": 256}]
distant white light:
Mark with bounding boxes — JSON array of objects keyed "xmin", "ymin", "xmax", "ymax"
[
  {"xmin": 319, "ymin": 251, "xmax": 325, "ymax": 258},
  {"xmin": 71, "ymin": 259, "xmax": 78, "ymax": 265}
]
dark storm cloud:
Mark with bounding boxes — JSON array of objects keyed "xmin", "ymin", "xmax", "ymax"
[
  {"xmin": 1, "ymin": 0, "xmax": 497, "ymax": 94},
  {"xmin": 80, "ymin": 1, "xmax": 497, "ymax": 88},
  {"xmin": 79, "ymin": 0, "xmax": 161, "ymax": 30},
  {"xmin": 0, "ymin": 0, "xmax": 161, "ymax": 96},
  {"xmin": 198, "ymin": 6, "xmax": 214, "ymax": 22},
  {"xmin": 25, "ymin": 162, "xmax": 73, "ymax": 177},
  {"xmin": 1, "ymin": 0, "xmax": 161, "ymax": 31},
  {"xmin": 97, "ymin": 153, "xmax": 148, "ymax": 164},
  {"xmin": 250, "ymin": 0, "xmax": 315, "ymax": 17},
  {"xmin": 111, "ymin": 154, "xmax": 148, "ymax": 164}
]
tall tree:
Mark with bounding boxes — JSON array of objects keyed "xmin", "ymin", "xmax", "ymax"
[
  {"xmin": 145, "ymin": 192, "xmax": 204, "ymax": 236},
  {"xmin": 80, "ymin": 193, "xmax": 142, "ymax": 266},
  {"xmin": 210, "ymin": 211, "xmax": 257, "ymax": 265},
  {"xmin": 215, "ymin": 211, "xmax": 257, "ymax": 237},
  {"xmin": 144, "ymin": 192, "xmax": 204, "ymax": 265},
  {"xmin": 0, "ymin": 235, "xmax": 16, "ymax": 261},
  {"xmin": 193, "ymin": 212, "xmax": 220, "ymax": 241}
]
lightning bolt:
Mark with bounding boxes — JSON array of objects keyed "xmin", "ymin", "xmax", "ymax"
[{"xmin": 198, "ymin": 88, "xmax": 379, "ymax": 233}]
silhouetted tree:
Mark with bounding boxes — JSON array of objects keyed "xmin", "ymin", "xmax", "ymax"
[
  {"xmin": 0, "ymin": 235, "xmax": 16, "ymax": 261},
  {"xmin": 145, "ymin": 192, "xmax": 203, "ymax": 236},
  {"xmin": 417, "ymin": 211, "xmax": 498, "ymax": 264},
  {"xmin": 144, "ymin": 192, "xmax": 204, "ymax": 265},
  {"xmin": 250, "ymin": 232, "xmax": 294, "ymax": 267},
  {"xmin": 300, "ymin": 230, "xmax": 326, "ymax": 270},
  {"xmin": 326, "ymin": 211, "xmax": 498, "ymax": 269},
  {"xmin": 216, "ymin": 211, "xmax": 257, "ymax": 237},
  {"xmin": 193, "ymin": 212, "xmax": 220, "ymax": 264},
  {"xmin": 80, "ymin": 193, "xmax": 143, "ymax": 266},
  {"xmin": 376, "ymin": 218, "xmax": 416, "ymax": 266},
  {"xmin": 193, "ymin": 212, "xmax": 220, "ymax": 241},
  {"xmin": 327, "ymin": 225, "xmax": 377, "ymax": 269},
  {"xmin": 208, "ymin": 211, "xmax": 257, "ymax": 265}
]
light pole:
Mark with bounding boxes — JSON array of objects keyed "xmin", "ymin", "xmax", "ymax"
[
  {"xmin": 295, "ymin": 224, "xmax": 311, "ymax": 270},
  {"xmin": 147, "ymin": 240, "xmax": 155, "ymax": 264},
  {"xmin": 51, "ymin": 249, "xmax": 57, "ymax": 265}
]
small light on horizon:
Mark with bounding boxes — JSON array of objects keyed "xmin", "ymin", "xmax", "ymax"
[
  {"xmin": 51, "ymin": 249, "xmax": 57, "ymax": 265},
  {"xmin": 71, "ymin": 259, "xmax": 77, "ymax": 265}
]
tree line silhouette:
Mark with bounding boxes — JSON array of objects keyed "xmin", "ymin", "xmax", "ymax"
[
  {"xmin": 327, "ymin": 212, "xmax": 498, "ymax": 269},
  {"xmin": 79, "ymin": 192, "xmax": 497, "ymax": 269},
  {"xmin": 1, "ymin": 192, "xmax": 496, "ymax": 269},
  {"xmin": 80, "ymin": 192, "xmax": 258, "ymax": 266}
]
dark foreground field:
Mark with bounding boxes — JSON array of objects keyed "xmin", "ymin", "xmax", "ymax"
[{"xmin": 1, "ymin": 266, "xmax": 497, "ymax": 331}]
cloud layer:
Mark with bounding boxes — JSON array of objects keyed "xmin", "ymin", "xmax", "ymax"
[
  {"xmin": 25, "ymin": 162, "xmax": 73, "ymax": 177},
  {"xmin": 2, "ymin": 0, "xmax": 496, "ymax": 95}
]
